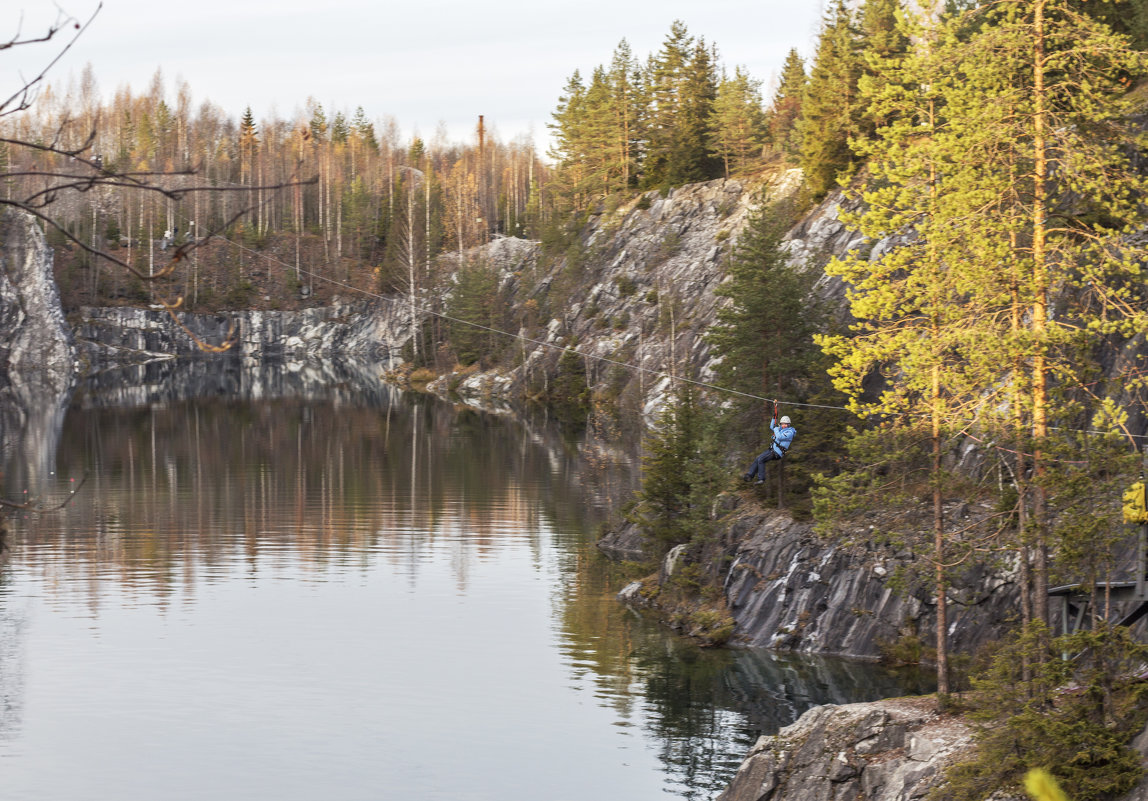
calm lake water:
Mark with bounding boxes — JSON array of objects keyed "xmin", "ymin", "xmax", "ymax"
[{"xmin": 0, "ymin": 362, "xmax": 931, "ymax": 801}]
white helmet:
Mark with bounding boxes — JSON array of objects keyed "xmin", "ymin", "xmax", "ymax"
[{"xmin": 780, "ymin": 415, "xmax": 791, "ymax": 425}]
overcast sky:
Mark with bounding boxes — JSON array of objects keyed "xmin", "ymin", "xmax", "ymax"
[{"xmin": 9, "ymin": 0, "xmax": 827, "ymax": 147}]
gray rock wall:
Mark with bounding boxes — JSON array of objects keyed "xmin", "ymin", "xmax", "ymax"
[
  {"xmin": 720, "ymin": 509, "xmax": 1017, "ymax": 659},
  {"xmin": 76, "ymin": 297, "xmax": 414, "ymax": 369},
  {"xmin": 610, "ymin": 502, "xmax": 1018, "ymax": 661},
  {"xmin": 718, "ymin": 663, "xmax": 1148, "ymax": 801},
  {"xmin": 0, "ymin": 210, "xmax": 77, "ymax": 385},
  {"xmin": 0, "ymin": 210, "xmax": 77, "ymax": 494},
  {"xmin": 718, "ymin": 698, "xmax": 973, "ymax": 801},
  {"xmin": 77, "ymin": 355, "xmax": 393, "ymax": 409},
  {"xmin": 431, "ymin": 172, "xmax": 808, "ymax": 415},
  {"xmin": 68, "ymin": 172, "xmax": 850, "ymax": 424},
  {"xmin": 427, "ymin": 179, "xmax": 878, "ymax": 421}
]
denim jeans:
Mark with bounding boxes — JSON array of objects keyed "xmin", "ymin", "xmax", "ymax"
[{"xmin": 744, "ymin": 449, "xmax": 782, "ymax": 481}]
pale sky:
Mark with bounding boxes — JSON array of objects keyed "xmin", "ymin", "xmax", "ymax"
[{"xmin": 8, "ymin": 0, "xmax": 826, "ymax": 148}]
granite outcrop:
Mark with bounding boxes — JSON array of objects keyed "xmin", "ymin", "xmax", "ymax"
[
  {"xmin": 610, "ymin": 502, "xmax": 1017, "ymax": 661},
  {"xmin": 0, "ymin": 209, "xmax": 78, "ymax": 493},
  {"xmin": 717, "ymin": 697, "xmax": 972, "ymax": 801}
]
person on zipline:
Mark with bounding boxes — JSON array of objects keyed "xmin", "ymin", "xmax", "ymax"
[{"xmin": 743, "ymin": 408, "xmax": 795, "ymax": 484}]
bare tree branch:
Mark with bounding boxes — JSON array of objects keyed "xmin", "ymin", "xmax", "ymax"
[
  {"xmin": 0, "ymin": 3, "xmax": 98, "ymax": 117},
  {"xmin": 0, "ymin": 474, "xmax": 89, "ymax": 511},
  {"xmin": 1, "ymin": 4, "xmax": 319, "ymax": 352}
]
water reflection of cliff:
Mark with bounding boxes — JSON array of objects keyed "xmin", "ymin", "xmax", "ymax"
[
  {"xmin": 558, "ymin": 550, "xmax": 935, "ymax": 800},
  {"xmin": 79, "ymin": 355, "xmax": 392, "ymax": 409},
  {"xmin": 4, "ymin": 361, "xmax": 637, "ymax": 604}
]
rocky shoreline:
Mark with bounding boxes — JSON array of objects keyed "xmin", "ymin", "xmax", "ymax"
[
  {"xmin": 602, "ymin": 497, "xmax": 1018, "ymax": 662},
  {"xmin": 717, "ymin": 696, "xmax": 973, "ymax": 801}
]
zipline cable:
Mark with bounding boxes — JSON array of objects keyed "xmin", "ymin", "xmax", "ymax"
[
  {"xmin": 213, "ymin": 234, "xmax": 850, "ymax": 412},
  {"xmin": 206, "ymin": 233, "xmax": 1148, "ymax": 441}
]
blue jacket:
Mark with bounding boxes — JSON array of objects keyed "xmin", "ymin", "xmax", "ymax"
[{"xmin": 770, "ymin": 420, "xmax": 796, "ymax": 457}]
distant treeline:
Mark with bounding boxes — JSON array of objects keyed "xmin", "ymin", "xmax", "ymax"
[{"xmin": 0, "ymin": 67, "xmax": 550, "ymax": 302}]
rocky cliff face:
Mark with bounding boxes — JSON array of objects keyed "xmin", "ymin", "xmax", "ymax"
[
  {"xmin": 421, "ymin": 174, "xmax": 869, "ymax": 422},
  {"xmin": 429, "ymin": 172, "xmax": 807, "ymax": 413},
  {"xmin": 77, "ymin": 353, "xmax": 393, "ymax": 409},
  {"xmin": 69, "ymin": 170, "xmax": 842, "ymax": 421},
  {"xmin": 0, "ymin": 211, "xmax": 76, "ymax": 383},
  {"xmin": 717, "ymin": 684, "xmax": 1148, "ymax": 801},
  {"xmin": 76, "ymin": 297, "xmax": 411, "ymax": 369},
  {"xmin": 0, "ymin": 209, "xmax": 77, "ymax": 493},
  {"xmin": 720, "ymin": 509, "xmax": 1015, "ymax": 658},
  {"xmin": 70, "ymin": 294, "xmax": 421, "ymax": 412},
  {"xmin": 717, "ymin": 697, "xmax": 973, "ymax": 801},
  {"xmin": 610, "ymin": 499, "xmax": 1017, "ymax": 661}
]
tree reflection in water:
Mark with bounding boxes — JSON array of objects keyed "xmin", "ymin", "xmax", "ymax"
[
  {"xmin": 4, "ymin": 381, "xmax": 633, "ymax": 599},
  {"xmin": 0, "ymin": 572, "xmax": 25, "ymax": 749}
]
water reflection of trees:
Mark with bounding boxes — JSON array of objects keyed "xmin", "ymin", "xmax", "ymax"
[
  {"xmin": 557, "ymin": 549, "xmax": 936, "ymax": 800},
  {"xmin": 0, "ymin": 574, "xmax": 25, "ymax": 748},
  {"xmin": 3, "ymin": 384, "xmax": 636, "ymax": 606}
]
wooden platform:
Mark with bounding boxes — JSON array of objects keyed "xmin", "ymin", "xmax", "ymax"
[{"xmin": 1048, "ymin": 580, "xmax": 1148, "ymax": 633}]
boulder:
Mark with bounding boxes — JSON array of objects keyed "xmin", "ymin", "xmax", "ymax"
[{"xmin": 718, "ymin": 698, "xmax": 972, "ymax": 801}]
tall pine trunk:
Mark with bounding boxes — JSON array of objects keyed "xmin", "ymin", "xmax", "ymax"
[
  {"xmin": 1030, "ymin": 0, "xmax": 1051, "ymax": 634},
  {"xmin": 933, "ymin": 360, "xmax": 949, "ymax": 697}
]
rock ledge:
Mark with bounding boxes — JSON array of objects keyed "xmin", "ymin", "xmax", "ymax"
[{"xmin": 718, "ymin": 697, "xmax": 971, "ymax": 801}]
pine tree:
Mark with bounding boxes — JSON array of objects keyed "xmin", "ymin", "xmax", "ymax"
[
  {"xmin": 708, "ymin": 198, "xmax": 815, "ymax": 442},
  {"xmin": 351, "ymin": 106, "xmax": 379, "ymax": 152},
  {"xmin": 608, "ymin": 39, "xmax": 642, "ymax": 190},
  {"xmin": 819, "ymin": 3, "xmax": 1018, "ymax": 697},
  {"xmin": 547, "ymin": 70, "xmax": 587, "ymax": 209},
  {"xmin": 307, "ymin": 100, "xmax": 328, "ymax": 144},
  {"xmin": 635, "ymin": 380, "xmax": 718, "ymax": 551},
  {"xmin": 856, "ymin": 0, "xmax": 910, "ymax": 140},
  {"xmin": 707, "ymin": 196, "xmax": 836, "ymax": 506},
  {"xmin": 709, "ymin": 66, "xmax": 767, "ymax": 178},
  {"xmin": 1077, "ymin": 0, "xmax": 1148, "ymax": 48},
  {"xmin": 936, "ymin": 0, "xmax": 1148, "ymax": 633},
  {"xmin": 238, "ymin": 106, "xmax": 259, "ymax": 185},
  {"xmin": 546, "ymin": 25, "xmax": 752, "ymax": 203},
  {"xmin": 798, "ymin": 0, "xmax": 863, "ymax": 199},
  {"xmin": 239, "ymin": 107, "xmax": 258, "ymax": 144},
  {"xmin": 580, "ymin": 66, "xmax": 620, "ymax": 198},
  {"xmin": 664, "ymin": 39, "xmax": 721, "ymax": 185},
  {"xmin": 551, "ymin": 346, "xmax": 591, "ymax": 426},
  {"xmin": 765, "ymin": 49, "xmax": 806, "ymax": 162},
  {"xmin": 523, "ymin": 178, "xmax": 543, "ymax": 239},
  {"xmin": 330, "ymin": 111, "xmax": 349, "ymax": 145},
  {"xmin": 642, "ymin": 20, "xmax": 694, "ymax": 188},
  {"xmin": 818, "ymin": 0, "xmax": 1148, "ymax": 694},
  {"xmin": 445, "ymin": 258, "xmax": 501, "ymax": 366},
  {"xmin": 154, "ymin": 99, "xmax": 174, "ymax": 168}
]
